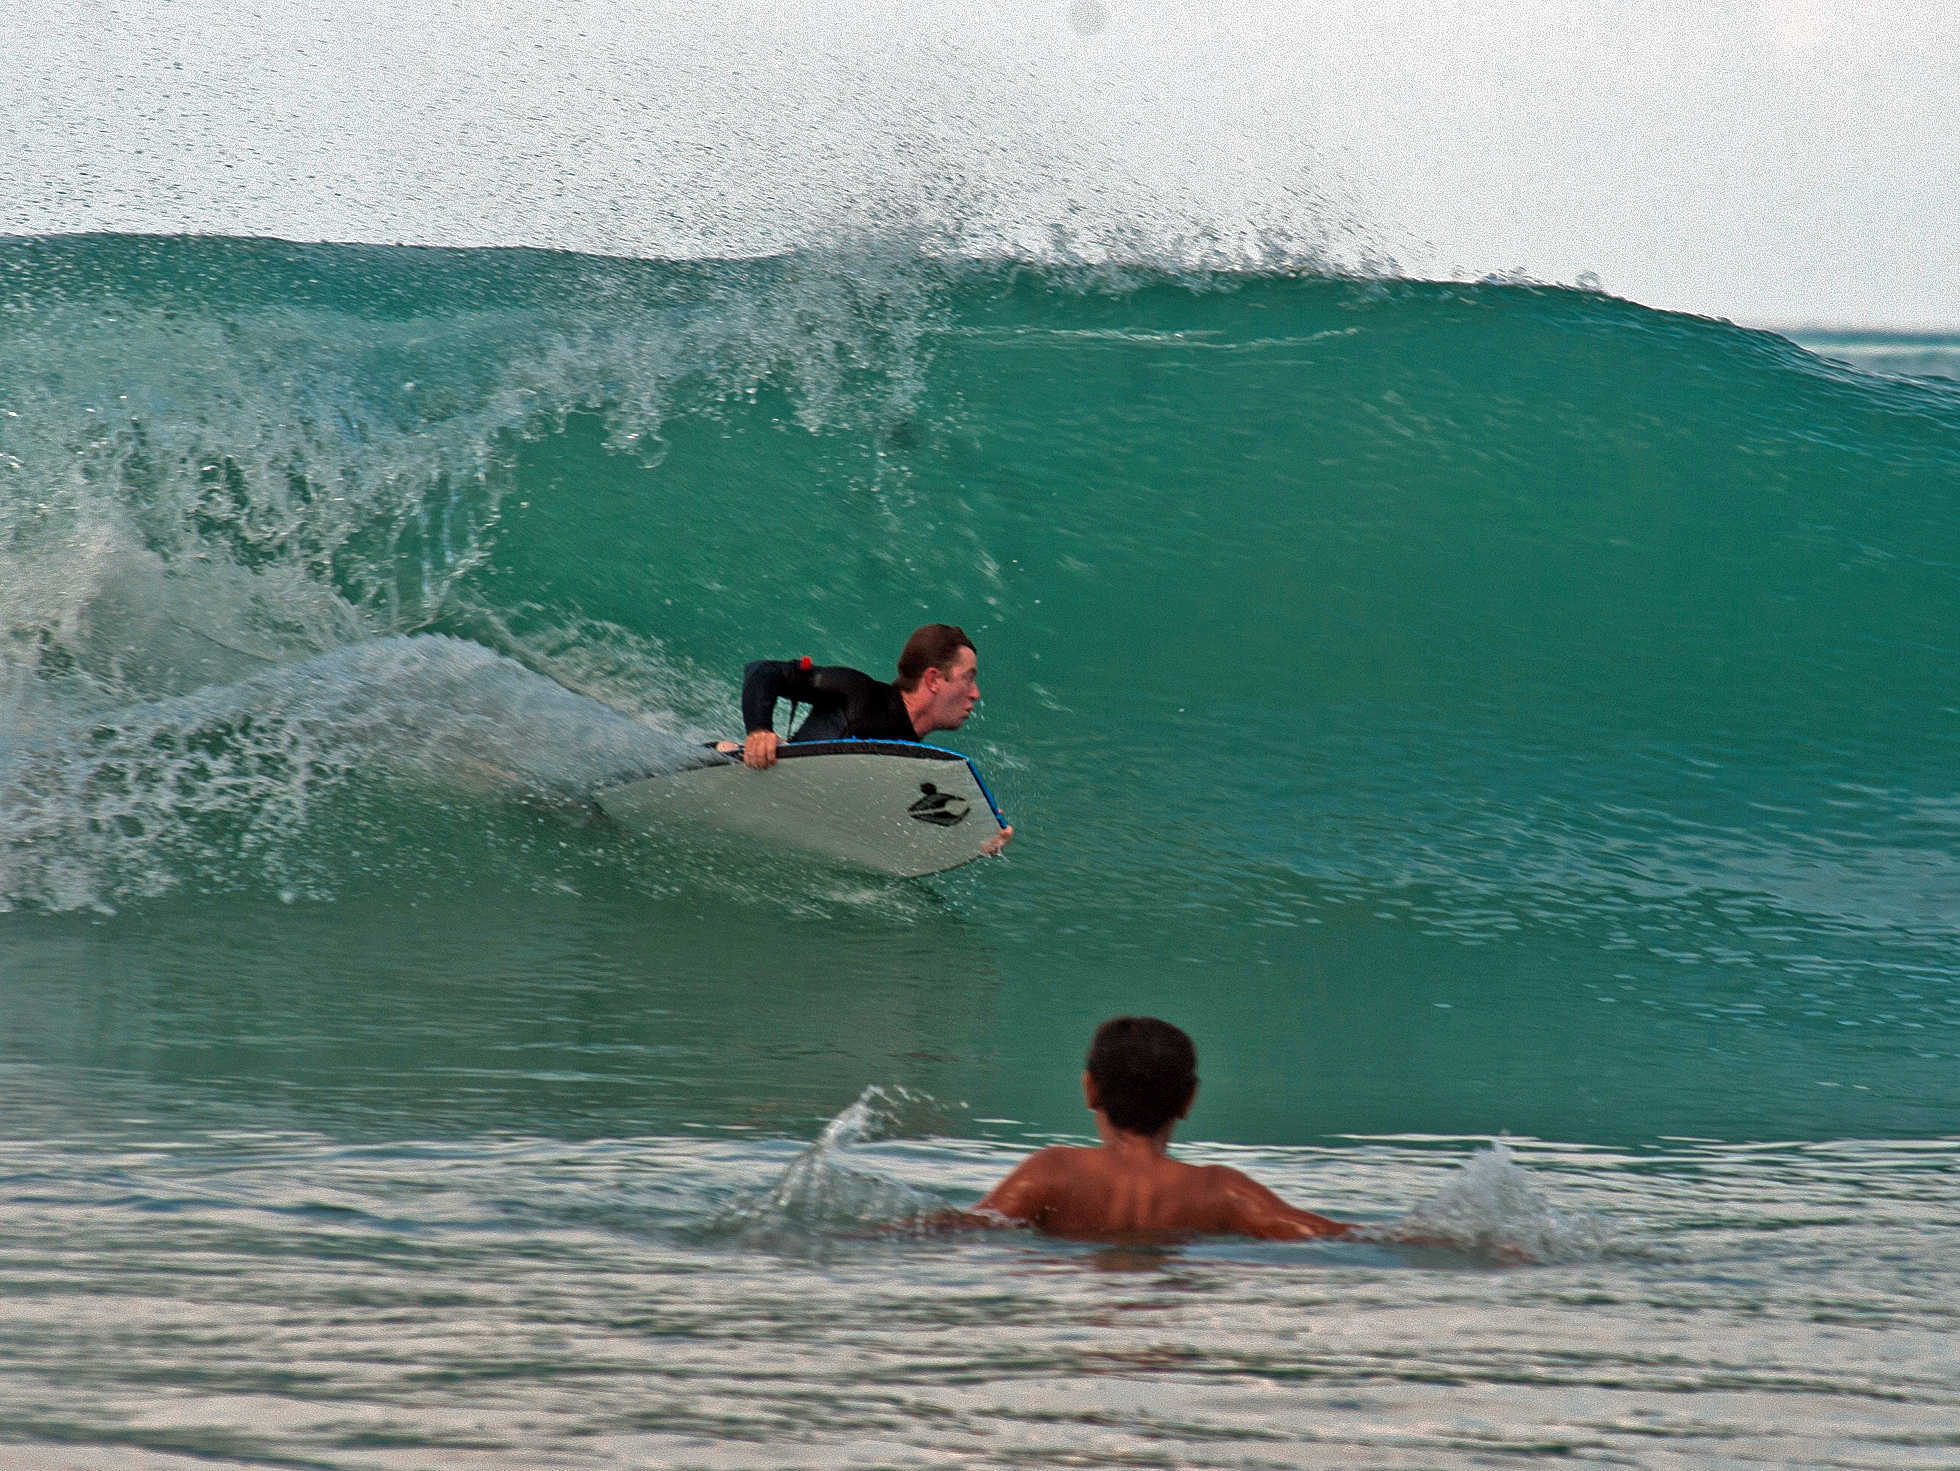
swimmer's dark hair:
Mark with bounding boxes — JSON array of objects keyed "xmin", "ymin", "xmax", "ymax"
[
  {"xmin": 1086, "ymin": 1016, "xmax": 1198, "ymax": 1136},
  {"xmin": 895, "ymin": 623, "xmax": 974, "ymax": 692}
]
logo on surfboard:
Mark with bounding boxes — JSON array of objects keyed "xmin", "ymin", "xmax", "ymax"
[{"xmin": 908, "ymin": 781, "xmax": 970, "ymax": 826}]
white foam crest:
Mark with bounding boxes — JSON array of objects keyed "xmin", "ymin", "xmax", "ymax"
[
  {"xmin": 1, "ymin": 3, "xmax": 1378, "ymax": 276},
  {"xmin": 0, "ymin": 634, "xmax": 701, "ymax": 913}
]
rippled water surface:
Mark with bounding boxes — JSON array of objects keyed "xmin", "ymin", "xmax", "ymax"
[{"xmin": 5, "ymin": 1091, "xmax": 1958, "ymax": 1469}]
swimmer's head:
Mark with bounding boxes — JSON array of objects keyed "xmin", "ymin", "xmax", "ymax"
[
  {"xmin": 1085, "ymin": 1016, "xmax": 1198, "ymax": 1136},
  {"xmin": 898, "ymin": 623, "xmax": 981, "ymax": 732},
  {"xmin": 895, "ymin": 623, "xmax": 975, "ymax": 692}
]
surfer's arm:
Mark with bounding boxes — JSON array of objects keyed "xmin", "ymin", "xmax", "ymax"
[
  {"xmin": 741, "ymin": 659, "xmax": 811, "ymax": 734},
  {"xmin": 739, "ymin": 659, "xmax": 828, "ymax": 767},
  {"xmin": 740, "ymin": 661, "xmax": 892, "ymax": 765}
]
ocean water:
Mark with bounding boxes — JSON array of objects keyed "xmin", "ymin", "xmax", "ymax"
[{"xmin": 3, "ymin": 232, "xmax": 1959, "ymax": 1467}]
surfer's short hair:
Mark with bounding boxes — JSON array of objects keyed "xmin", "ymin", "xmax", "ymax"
[
  {"xmin": 1086, "ymin": 1016, "xmax": 1199, "ymax": 1136},
  {"xmin": 895, "ymin": 623, "xmax": 975, "ymax": 691}
]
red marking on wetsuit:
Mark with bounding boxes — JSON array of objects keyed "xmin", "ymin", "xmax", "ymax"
[{"xmin": 799, "ymin": 656, "xmax": 813, "ymax": 670}]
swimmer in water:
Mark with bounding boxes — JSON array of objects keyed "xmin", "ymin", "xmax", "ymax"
[{"xmin": 972, "ymin": 1016, "xmax": 1355, "ymax": 1240}]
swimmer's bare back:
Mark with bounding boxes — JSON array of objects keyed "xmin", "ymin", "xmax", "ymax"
[{"xmin": 974, "ymin": 1145, "xmax": 1353, "ymax": 1241}]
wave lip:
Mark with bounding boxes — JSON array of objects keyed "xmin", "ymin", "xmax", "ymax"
[{"xmin": 2, "ymin": 5, "xmax": 1382, "ymax": 278}]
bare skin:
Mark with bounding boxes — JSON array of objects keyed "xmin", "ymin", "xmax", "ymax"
[{"xmin": 971, "ymin": 1073, "xmax": 1353, "ymax": 1241}]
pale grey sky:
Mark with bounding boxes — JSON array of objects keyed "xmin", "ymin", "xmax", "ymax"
[{"xmin": 4, "ymin": 1, "xmax": 1954, "ymax": 327}]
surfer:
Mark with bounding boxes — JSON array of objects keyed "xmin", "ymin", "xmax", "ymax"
[
  {"xmin": 732, "ymin": 623, "xmax": 1012, "ymax": 855},
  {"xmin": 970, "ymin": 1016, "xmax": 1355, "ymax": 1240}
]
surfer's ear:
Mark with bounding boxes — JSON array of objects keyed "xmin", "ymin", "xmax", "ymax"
[
  {"xmin": 1177, "ymin": 1079, "xmax": 1197, "ymax": 1120},
  {"xmin": 1082, "ymin": 1069, "xmax": 1101, "ymax": 1111}
]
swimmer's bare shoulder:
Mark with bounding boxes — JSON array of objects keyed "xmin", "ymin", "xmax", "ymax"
[
  {"xmin": 969, "ymin": 1144, "xmax": 1079, "ymax": 1228},
  {"xmin": 1200, "ymin": 1162, "xmax": 1354, "ymax": 1241}
]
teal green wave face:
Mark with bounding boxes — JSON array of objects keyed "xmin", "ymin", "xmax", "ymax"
[{"xmin": 3, "ymin": 236, "xmax": 1958, "ymax": 1144}]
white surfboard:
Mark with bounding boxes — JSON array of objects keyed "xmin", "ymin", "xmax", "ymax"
[{"xmin": 595, "ymin": 740, "xmax": 1009, "ymax": 877}]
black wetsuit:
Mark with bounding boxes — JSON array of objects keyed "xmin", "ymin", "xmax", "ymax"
[{"xmin": 741, "ymin": 660, "xmax": 919, "ymax": 744}]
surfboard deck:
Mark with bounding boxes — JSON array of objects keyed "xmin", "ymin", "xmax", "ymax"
[{"xmin": 595, "ymin": 740, "xmax": 1008, "ymax": 877}]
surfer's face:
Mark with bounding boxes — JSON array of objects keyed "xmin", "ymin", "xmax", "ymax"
[{"xmin": 922, "ymin": 647, "xmax": 980, "ymax": 730}]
